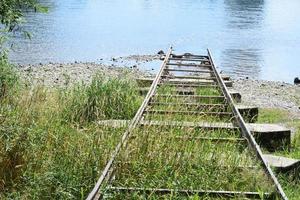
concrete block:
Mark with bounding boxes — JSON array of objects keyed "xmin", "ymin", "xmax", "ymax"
[
  {"xmin": 236, "ymin": 105, "xmax": 258, "ymax": 123},
  {"xmin": 229, "ymin": 90, "xmax": 242, "ymax": 103},
  {"xmin": 247, "ymin": 123, "xmax": 291, "ymax": 152},
  {"xmin": 225, "ymin": 80, "xmax": 233, "ymax": 87},
  {"xmin": 263, "ymin": 154, "xmax": 300, "ymax": 174},
  {"xmin": 221, "ymin": 74, "xmax": 230, "ymax": 81}
]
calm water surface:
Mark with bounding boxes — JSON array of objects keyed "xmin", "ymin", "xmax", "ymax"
[{"xmin": 9, "ymin": 0, "xmax": 300, "ymax": 82}]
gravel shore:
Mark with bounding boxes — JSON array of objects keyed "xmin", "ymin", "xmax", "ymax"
[
  {"xmin": 17, "ymin": 54, "xmax": 300, "ymax": 118},
  {"xmin": 233, "ymin": 79, "xmax": 300, "ymax": 118},
  {"xmin": 17, "ymin": 55, "xmax": 157, "ymax": 87}
]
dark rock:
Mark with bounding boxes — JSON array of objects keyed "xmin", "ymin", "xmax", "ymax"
[
  {"xmin": 157, "ymin": 50, "xmax": 165, "ymax": 55},
  {"xmin": 172, "ymin": 54, "xmax": 183, "ymax": 59},
  {"xmin": 183, "ymin": 53, "xmax": 193, "ymax": 57},
  {"xmin": 294, "ymin": 77, "xmax": 300, "ymax": 85},
  {"xmin": 112, "ymin": 58, "xmax": 117, "ymax": 62},
  {"xmin": 132, "ymin": 65, "xmax": 137, "ymax": 68}
]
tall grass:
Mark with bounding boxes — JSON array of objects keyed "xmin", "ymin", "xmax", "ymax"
[
  {"xmin": 63, "ymin": 74, "xmax": 141, "ymax": 124},
  {"xmin": 0, "ymin": 54, "xmax": 19, "ymax": 101},
  {"xmin": 0, "ymin": 66, "xmax": 142, "ymax": 199}
]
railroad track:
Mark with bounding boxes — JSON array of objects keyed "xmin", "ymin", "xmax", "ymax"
[{"xmin": 87, "ymin": 47, "xmax": 288, "ymax": 199}]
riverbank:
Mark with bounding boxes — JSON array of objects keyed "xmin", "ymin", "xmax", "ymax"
[{"xmin": 17, "ymin": 56, "xmax": 300, "ymax": 118}]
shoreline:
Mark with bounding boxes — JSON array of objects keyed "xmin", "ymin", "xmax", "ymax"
[
  {"xmin": 17, "ymin": 54, "xmax": 159, "ymax": 87},
  {"xmin": 17, "ymin": 56, "xmax": 300, "ymax": 119}
]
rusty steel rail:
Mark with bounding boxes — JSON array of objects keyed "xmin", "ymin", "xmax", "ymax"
[
  {"xmin": 87, "ymin": 48, "xmax": 288, "ymax": 200},
  {"xmin": 207, "ymin": 49, "xmax": 288, "ymax": 200},
  {"xmin": 86, "ymin": 47, "xmax": 173, "ymax": 200}
]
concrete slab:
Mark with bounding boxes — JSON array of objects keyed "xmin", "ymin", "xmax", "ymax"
[
  {"xmin": 228, "ymin": 90, "xmax": 242, "ymax": 103},
  {"xmin": 236, "ymin": 105, "xmax": 258, "ymax": 123},
  {"xmin": 221, "ymin": 75, "xmax": 230, "ymax": 81},
  {"xmin": 225, "ymin": 80, "xmax": 233, "ymax": 87},
  {"xmin": 263, "ymin": 154, "xmax": 300, "ymax": 173},
  {"xmin": 247, "ymin": 123, "xmax": 291, "ymax": 152}
]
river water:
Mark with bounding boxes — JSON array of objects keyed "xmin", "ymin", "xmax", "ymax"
[{"xmin": 8, "ymin": 0, "xmax": 300, "ymax": 82}]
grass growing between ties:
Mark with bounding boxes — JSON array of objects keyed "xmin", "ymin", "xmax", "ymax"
[
  {"xmin": 0, "ymin": 60, "xmax": 143, "ymax": 199},
  {"xmin": 143, "ymin": 112, "xmax": 234, "ymax": 123},
  {"xmin": 156, "ymin": 85, "xmax": 222, "ymax": 96},
  {"xmin": 103, "ymin": 125, "xmax": 276, "ymax": 199},
  {"xmin": 152, "ymin": 94, "xmax": 226, "ymax": 105}
]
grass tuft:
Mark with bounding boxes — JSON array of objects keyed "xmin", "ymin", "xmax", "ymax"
[{"xmin": 63, "ymin": 74, "xmax": 142, "ymax": 124}]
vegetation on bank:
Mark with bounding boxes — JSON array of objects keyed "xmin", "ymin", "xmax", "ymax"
[
  {"xmin": 1, "ymin": 59, "xmax": 299, "ymax": 199},
  {"xmin": 0, "ymin": 60, "xmax": 142, "ymax": 199}
]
